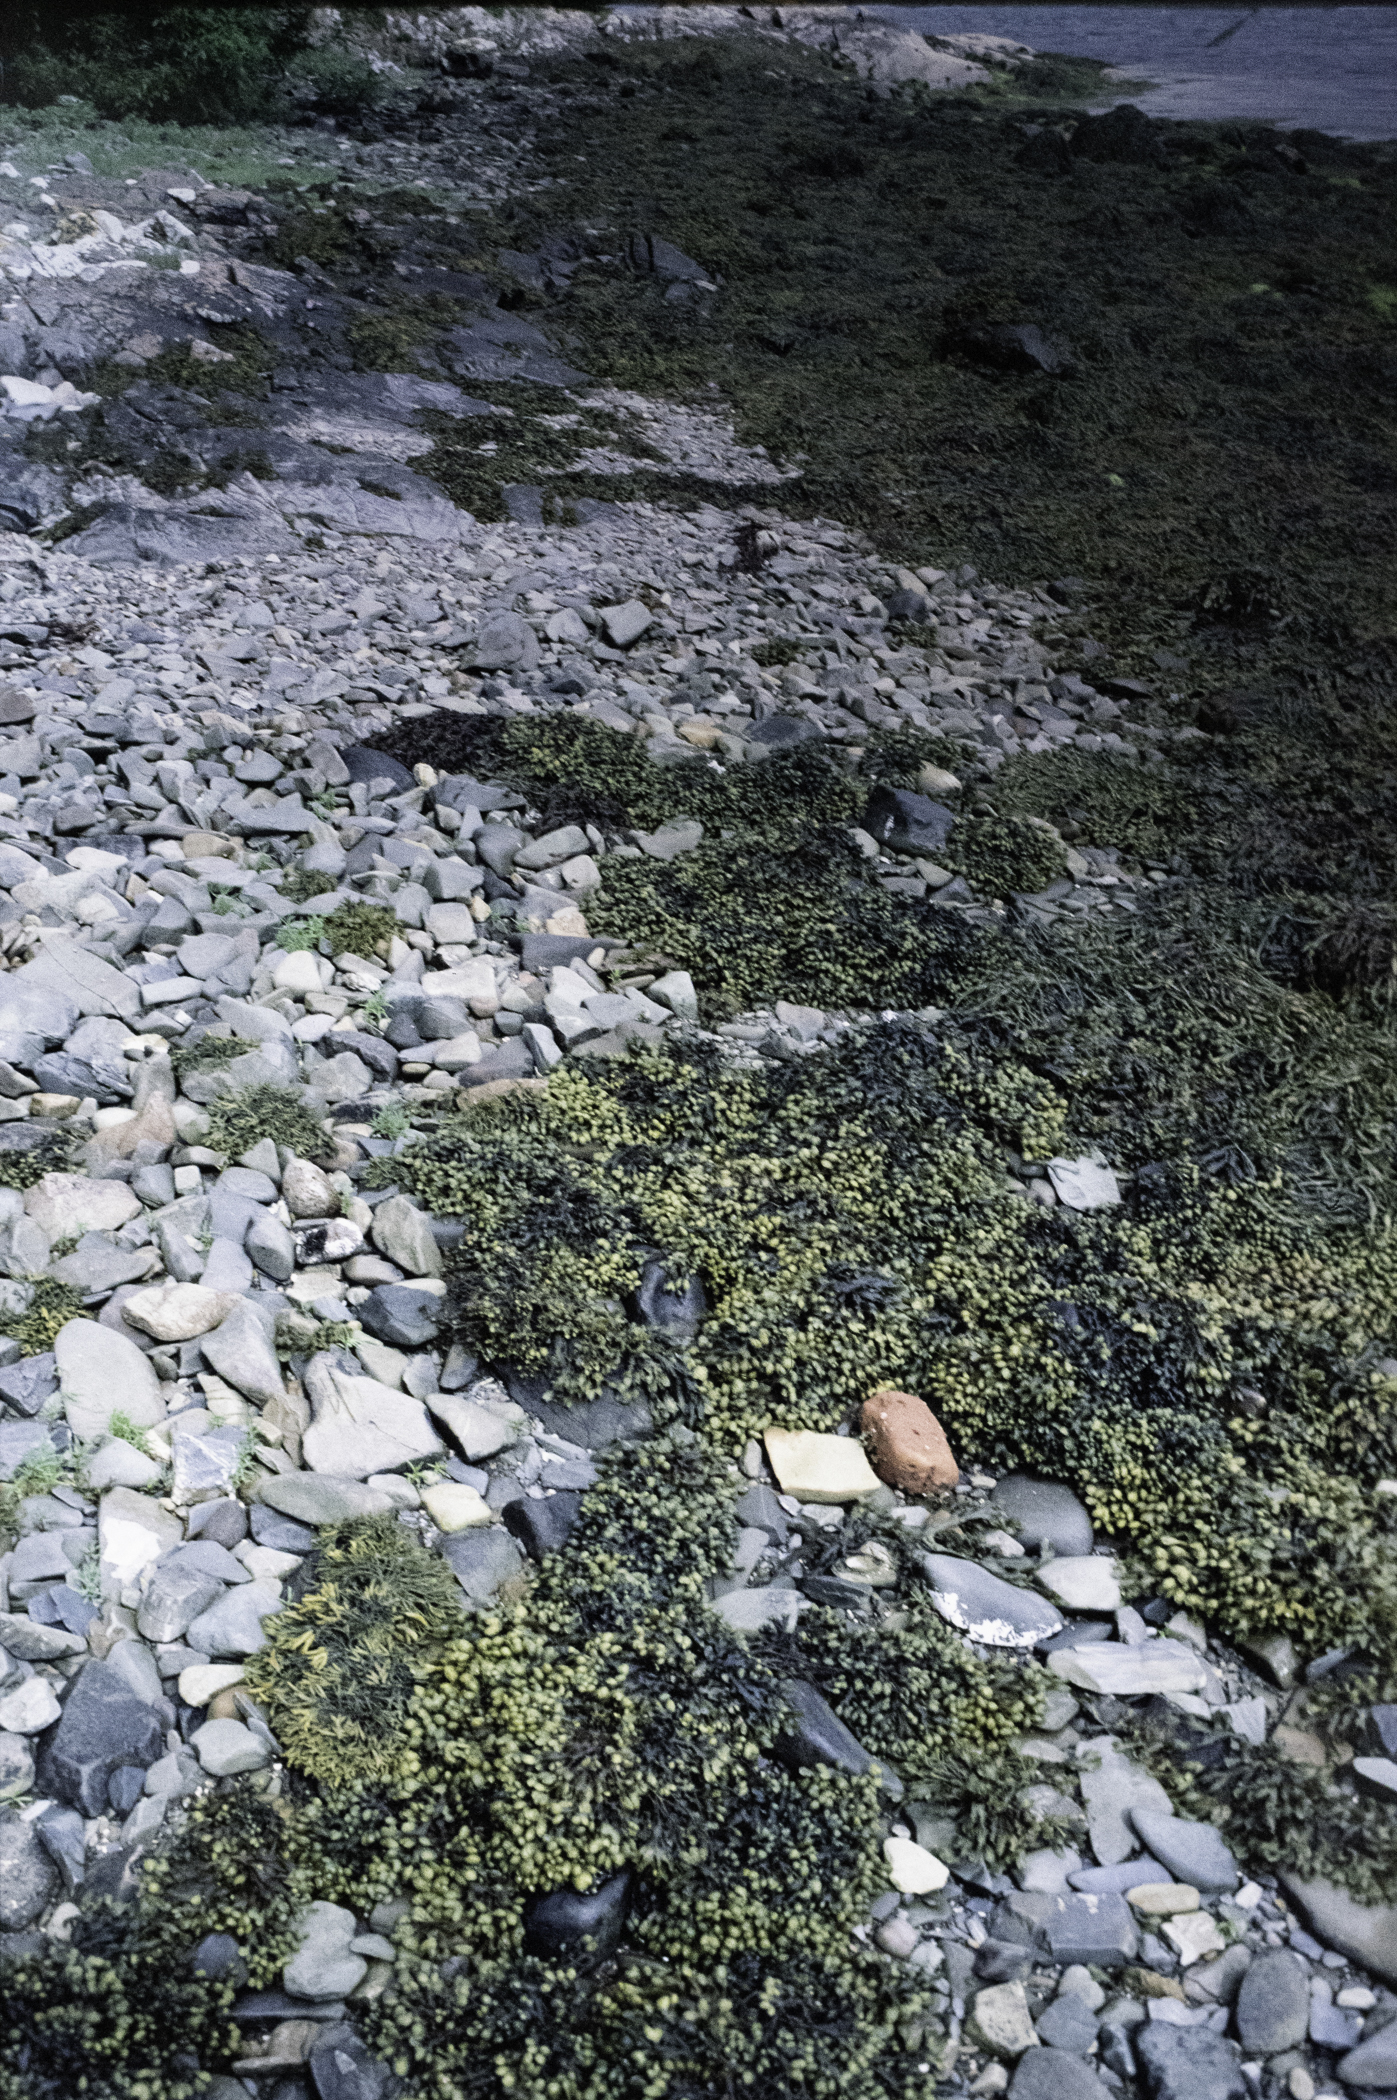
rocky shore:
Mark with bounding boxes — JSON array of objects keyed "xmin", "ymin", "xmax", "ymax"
[{"xmin": 0, "ymin": 12, "xmax": 1396, "ymax": 2100}]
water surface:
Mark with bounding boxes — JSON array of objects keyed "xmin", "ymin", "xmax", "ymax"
[{"xmin": 863, "ymin": 6, "xmax": 1397, "ymax": 137}]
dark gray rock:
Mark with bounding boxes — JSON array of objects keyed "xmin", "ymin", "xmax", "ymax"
[
  {"xmin": 194, "ymin": 1932, "xmax": 248, "ymax": 1983},
  {"xmin": 188, "ymin": 1498, "xmax": 249, "ymax": 1548},
  {"xmin": 974, "ymin": 1938, "xmax": 1034, "ymax": 1983},
  {"xmin": 958, "ymin": 322, "xmax": 1072, "ymax": 377},
  {"xmin": 771, "ymin": 1679, "xmax": 901, "ymax": 1799},
  {"xmin": 28, "ymin": 1584, "xmax": 99, "ymax": 1636},
  {"xmin": 992, "ymin": 1890, "xmax": 1138, "ymax": 1967},
  {"xmin": 747, "ymin": 715, "xmax": 820, "ymax": 751},
  {"xmin": 0, "ymin": 1351, "xmax": 56, "ymax": 1417},
  {"xmin": 634, "ymin": 1260, "xmax": 705, "ymax": 1342},
  {"xmin": 993, "ymin": 1476, "xmax": 1094, "ymax": 1556},
  {"xmin": 339, "ymin": 745, "xmax": 414, "ymax": 792},
  {"xmin": 1129, "ymin": 1811, "xmax": 1238, "ymax": 1894},
  {"xmin": 865, "ymin": 785, "xmax": 956, "ymax": 856},
  {"xmin": 0, "ymin": 1810, "xmax": 58, "ymax": 1928},
  {"xmin": 357, "ymin": 1284, "xmax": 444, "ymax": 1349},
  {"xmin": 309, "ymin": 2024, "xmax": 398, "ymax": 2100},
  {"xmin": 1234, "ymin": 1950, "xmax": 1309, "ymax": 2056},
  {"xmin": 504, "ymin": 1492, "xmax": 582, "ymax": 1561},
  {"xmin": 249, "ymin": 1504, "xmax": 316, "ymax": 1553},
  {"xmin": 506, "ymin": 1371, "xmax": 652, "ymax": 1450},
  {"xmin": 922, "ymin": 1554, "xmax": 1064, "ymax": 1648},
  {"xmin": 0, "ymin": 1419, "xmax": 55, "ymax": 1481},
  {"xmin": 1010, "ymin": 2049, "xmax": 1109, "ymax": 2100},
  {"xmin": 37, "ymin": 1804, "xmax": 85, "ymax": 1892},
  {"xmin": 107, "ymin": 1764, "xmax": 147, "ymax": 1815},
  {"xmin": 1134, "ymin": 2023, "xmax": 1246, "ymax": 2100},
  {"xmin": 35, "ymin": 1657, "xmax": 164, "ymax": 1814},
  {"xmin": 733, "ymin": 1484, "xmax": 789, "ymax": 1544},
  {"xmin": 523, "ymin": 1868, "xmax": 631, "ymax": 1959},
  {"xmin": 441, "ymin": 1526, "xmax": 525, "ymax": 1608}
]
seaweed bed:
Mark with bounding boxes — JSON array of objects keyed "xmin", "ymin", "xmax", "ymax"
[{"xmin": 6, "ymin": 30, "xmax": 1397, "ymax": 2100}]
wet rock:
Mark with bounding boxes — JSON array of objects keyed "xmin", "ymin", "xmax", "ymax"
[
  {"xmin": 772, "ymin": 1678, "xmax": 900, "ymax": 1796},
  {"xmin": 524, "ymin": 1869, "xmax": 631, "ymax": 1959}
]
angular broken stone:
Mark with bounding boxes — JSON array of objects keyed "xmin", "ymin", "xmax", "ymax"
[{"xmin": 923, "ymin": 1554, "xmax": 1064, "ymax": 1648}]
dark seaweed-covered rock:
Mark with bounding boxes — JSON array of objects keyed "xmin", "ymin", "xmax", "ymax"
[{"xmin": 523, "ymin": 1868, "xmax": 632, "ymax": 1959}]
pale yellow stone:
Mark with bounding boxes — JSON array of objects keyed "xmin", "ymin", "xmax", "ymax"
[
  {"xmin": 1127, "ymin": 1883, "xmax": 1201, "ymax": 1916},
  {"xmin": 179, "ymin": 1662, "xmax": 245, "ymax": 1708},
  {"xmin": 1163, "ymin": 1912, "xmax": 1226, "ymax": 1966},
  {"xmin": 421, "ymin": 1482, "xmax": 492, "ymax": 1532},
  {"xmin": 883, "ymin": 1834, "xmax": 950, "ymax": 1894},
  {"xmin": 764, "ymin": 1426, "xmax": 880, "ymax": 1504}
]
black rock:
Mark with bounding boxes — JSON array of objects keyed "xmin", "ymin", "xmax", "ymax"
[
  {"xmin": 193, "ymin": 1932, "xmax": 248, "ymax": 1984},
  {"xmin": 634, "ymin": 1260, "xmax": 705, "ymax": 1342},
  {"xmin": 1134, "ymin": 2023, "xmax": 1247, "ymax": 2100},
  {"xmin": 1071, "ymin": 103, "xmax": 1166, "ymax": 167},
  {"xmin": 233, "ymin": 1991, "xmax": 349, "ymax": 2024},
  {"xmin": 746, "ymin": 715, "xmax": 820, "ymax": 751},
  {"xmin": 0, "ymin": 1350, "xmax": 57, "ymax": 1417},
  {"xmin": 107, "ymin": 1764, "xmax": 147, "ymax": 1815},
  {"xmin": 504, "ymin": 1492, "xmax": 583, "ymax": 1561},
  {"xmin": 957, "ymin": 322, "xmax": 1072, "ymax": 377},
  {"xmin": 505, "ymin": 1369, "xmax": 653, "ymax": 1450},
  {"xmin": 384, "ymin": 1010, "xmax": 423, "ymax": 1051},
  {"xmin": 523, "ymin": 1868, "xmax": 632, "ymax": 1960},
  {"xmin": 771, "ymin": 1680, "xmax": 902, "ymax": 1799},
  {"xmin": 864, "ymin": 785, "xmax": 955, "ymax": 857},
  {"xmin": 36, "ymin": 1658, "xmax": 163, "ymax": 1815},
  {"xmin": 339, "ymin": 744, "xmax": 414, "ymax": 792},
  {"xmin": 309, "ymin": 2024, "xmax": 399, "ymax": 2100},
  {"xmin": 357, "ymin": 1284, "xmax": 444, "ymax": 1349},
  {"xmin": 434, "ymin": 773, "xmax": 524, "ymax": 816},
  {"xmin": 249, "ymin": 1504, "xmax": 317, "ymax": 1553},
  {"xmin": 801, "ymin": 1575, "xmax": 874, "ymax": 1615}
]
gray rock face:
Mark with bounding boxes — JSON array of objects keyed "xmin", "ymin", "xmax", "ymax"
[
  {"xmin": 1134, "ymin": 2024, "xmax": 1246, "ymax": 2100},
  {"xmin": 992, "ymin": 1476, "xmax": 1094, "ymax": 1556},
  {"xmin": 260, "ymin": 1474, "xmax": 396, "ymax": 1526},
  {"xmin": 0, "ymin": 1809, "xmax": 58, "ymax": 1928},
  {"xmin": 1129, "ymin": 1811, "xmax": 1237, "ymax": 1894},
  {"xmin": 923, "ymin": 1554, "xmax": 1064, "ymax": 1648},
  {"xmin": 35, "ymin": 1658, "xmax": 163, "ymax": 1814},
  {"xmin": 471, "ymin": 610, "xmax": 539, "ymax": 673},
  {"xmin": 1233, "ymin": 1950, "xmax": 1310, "ymax": 2056},
  {"xmin": 357, "ymin": 1283, "xmax": 444, "ymax": 1349},
  {"xmin": 1279, "ymin": 1875, "xmax": 1397, "ymax": 1986}
]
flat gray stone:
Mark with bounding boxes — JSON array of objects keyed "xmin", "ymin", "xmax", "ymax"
[
  {"xmin": 1234, "ymin": 1951, "xmax": 1309, "ymax": 2056},
  {"xmin": 201, "ymin": 1299, "xmax": 285, "ymax": 1405},
  {"xmin": 995, "ymin": 1890, "xmax": 1138, "ymax": 1967},
  {"xmin": 185, "ymin": 1578, "xmax": 283, "ymax": 1658},
  {"xmin": 0, "ymin": 1610, "xmax": 86, "ymax": 1661},
  {"xmin": 1279, "ymin": 1874, "xmax": 1397, "ymax": 1986},
  {"xmin": 1078, "ymin": 1738, "xmax": 1173, "ymax": 1867},
  {"xmin": 1049, "ymin": 1641, "xmax": 1207, "ymax": 1698},
  {"xmin": 427, "ymin": 1390, "xmax": 520, "ymax": 1462},
  {"xmin": 260, "ymin": 1474, "xmax": 396, "ymax": 1526},
  {"xmin": 301, "ymin": 1359, "xmax": 442, "ymax": 1478},
  {"xmin": 711, "ymin": 1586, "xmax": 804, "ymax": 1634},
  {"xmin": 994, "ymin": 1477, "xmax": 1094, "ymax": 1556},
  {"xmin": 1337, "ymin": 2026, "xmax": 1397, "ymax": 2089},
  {"xmin": 54, "ymin": 1317, "xmax": 163, "ymax": 1442},
  {"xmin": 923, "ymin": 1555, "xmax": 1064, "ymax": 1648},
  {"xmin": 1129, "ymin": 1811, "xmax": 1237, "ymax": 1895}
]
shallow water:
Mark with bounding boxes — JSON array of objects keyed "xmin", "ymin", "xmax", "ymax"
[{"xmin": 863, "ymin": 6, "xmax": 1397, "ymax": 138}]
